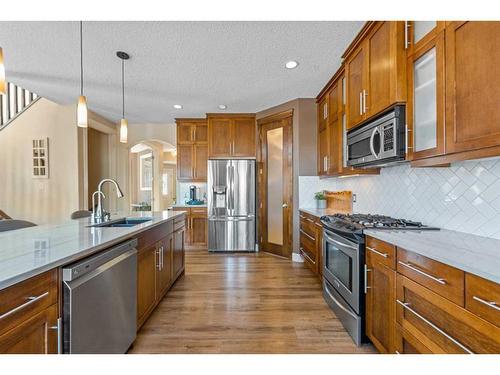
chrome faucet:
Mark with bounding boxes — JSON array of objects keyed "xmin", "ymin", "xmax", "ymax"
[{"xmin": 93, "ymin": 178, "xmax": 124, "ymax": 221}]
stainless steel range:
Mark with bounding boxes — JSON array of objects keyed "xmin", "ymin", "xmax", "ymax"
[{"xmin": 319, "ymin": 213, "xmax": 439, "ymax": 346}]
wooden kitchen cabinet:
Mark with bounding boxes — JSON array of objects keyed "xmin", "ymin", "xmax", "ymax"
[
  {"xmin": 316, "ymin": 68, "xmax": 380, "ymax": 177},
  {"xmin": 299, "ymin": 210, "xmax": 323, "ymax": 277},
  {"xmin": 344, "ymin": 21, "xmax": 407, "ymax": 130},
  {"xmin": 157, "ymin": 234, "xmax": 173, "ymax": 298},
  {"xmin": 207, "ymin": 114, "xmax": 256, "ymax": 158},
  {"xmin": 394, "ymin": 323, "xmax": 433, "ymax": 354},
  {"xmin": 0, "ymin": 304, "xmax": 59, "ymax": 354},
  {"xmin": 176, "ymin": 119, "xmax": 208, "ymax": 182},
  {"xmin": 172, "ymin": 207, "xmax": 207, "ymax": 248},
  {"xmin": 444, "ymin": 22, "xmax": 500, "ymax": 156},
  {"xmin": 365, "ymin": 236, "xmax": 396, "ymax": 354},
  {"xmin": 173, "ymin": 224, "xmax": 186, "ymax": 280},
  {"xmin": 137, "ymin": 242, "xmax": 158, "ymax": 328}
]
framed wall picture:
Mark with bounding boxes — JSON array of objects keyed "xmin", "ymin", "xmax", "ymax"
[{"xmin": 32, "ymin": 138, "xmax": 49, "ymax": 178}]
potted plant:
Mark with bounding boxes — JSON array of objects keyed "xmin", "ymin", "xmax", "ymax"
[{"xmin": 314, "ymin": 191, "xmax": 327, "ymax": 209}]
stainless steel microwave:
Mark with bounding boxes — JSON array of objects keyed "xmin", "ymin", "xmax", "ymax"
[{"xmin": 346, "ymin": 105, "xmax": 406, "ymax": 168}]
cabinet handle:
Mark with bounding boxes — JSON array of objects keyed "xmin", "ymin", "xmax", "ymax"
[
  {"xmin": 50, "ymin": 317, "xmax": 63, "ymax": 354},
  {"xmin": 363, "ymin": 89, "xmax": 368, "ymax": 113},
  {"xmin": 398, "ymin": 261, "xmax": 446, "ymax": 285},
  {"xmin": 156, "ymin": 247, "xmax": 162, "ymax": 270},
  {"xmin": 406, "ymin": 125, "xmax": 413, "ymax": 154},
  {"xmin": 366, "ymin": 246, "xmax": 388, "ymax": 258},
  {"xmin": 364, "ymin": 264, "xmax": 371, "ymax": 294},
  {"xmin": 300, "ymin": 229, "xmax": 315, "ymax": 242},
  {"xmin": 161, "ymin": 246, "xmax": 164, "ymax": 270},
  {"xmin": 405, "ymin": 21, "xmax": 411, "ymax": 49},
  {"xmin": 396, "ymin": 299, "xmax": 473, "ymax": 354},
  {"xmin": 0, "ymin": 291, "xmax": 49, "ymax": 320},
  {"xmin": 359, "ymin": 92, "xmax": 363, "ymax": 115},
  {"xmin": 472, "ymin": 296, "xmax": 500, "ymax": 312}
]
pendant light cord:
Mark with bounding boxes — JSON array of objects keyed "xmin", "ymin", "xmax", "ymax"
[
  {"xmin": 80, "ymin": 21, "xmax": 84, "ymax": 96},
  {"xmin": 121, "ymin": 58, "xmax": 125, "ymax": 119}
]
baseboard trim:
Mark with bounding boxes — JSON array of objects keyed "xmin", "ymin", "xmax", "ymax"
[{"xmin": 292, "ymin": 252, "xmax": 304, "ymax": 263}]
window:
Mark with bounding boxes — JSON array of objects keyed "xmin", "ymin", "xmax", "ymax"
[
  {"xmin": 140, "ymin": 153, "xmax": 153, "ymax": 191},
  {"xmin": 32, "ymin": 138, "xmax": 49, "ymax": 178},
  {"xmin": 162, "ymin": 173, "xmax": 169, "ymax": 196}
]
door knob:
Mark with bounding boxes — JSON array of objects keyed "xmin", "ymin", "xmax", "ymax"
[{"xmin": 282, "ymin": 203, "xmax": 288, "ymax": 208}]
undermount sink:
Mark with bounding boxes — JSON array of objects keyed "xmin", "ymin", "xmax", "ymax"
[{"xmin": 88, "ymin": 217, "xmax": 153, "ymax": 228}]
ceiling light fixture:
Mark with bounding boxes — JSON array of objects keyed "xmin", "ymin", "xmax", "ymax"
[
  {"xmin": 117, "ymin": 51, "xmax": 130, "ymax": 144},
  {"xmin": 218, "ymin": 104, "xmax": 227, "ymax": 110},
  {"xmin": 173, "ymin": 104, "xmax": 183, "ymax": 109},
  {"xmin": 285, "ymin": 60, "xmax": 299, "ymax": 69},
  {"xmin": 0, "ymin": 47, "xmax": 5, "ymax": 95},
  {"xmin": 76, "ymin": 21, "xmax": 88, "ymax": 128}
]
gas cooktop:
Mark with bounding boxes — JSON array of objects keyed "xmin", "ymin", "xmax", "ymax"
[{"xmin": 320, "ymin": 213, "xmax": 439, "ymax": 241}]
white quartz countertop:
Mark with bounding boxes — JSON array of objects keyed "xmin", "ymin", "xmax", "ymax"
[
  {"xmin": 0, "ymin": 211, "xmax": 186, "ymax": 291},
  {"xmin": 364, "ymin": 228, "xmax": 500, "ymax": 284}
]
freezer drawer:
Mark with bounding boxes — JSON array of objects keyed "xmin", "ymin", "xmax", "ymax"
[{"xmin": 208, "ymin": 217, "xmax": 255, "ymax": 252}]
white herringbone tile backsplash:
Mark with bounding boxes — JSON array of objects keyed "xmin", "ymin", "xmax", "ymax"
[{"xmin": 299, "ymin": 157, "xmax": 500, "ymax": 239}]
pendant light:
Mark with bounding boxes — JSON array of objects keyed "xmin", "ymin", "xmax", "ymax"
[
  {"xmin": 117, "ymin": 51, "xmax": 130, "ymax": 143},
  {"xmin": 0, "ymin": 47, "xmax": 6, "ymax": 95},
  {"xmin": 77, "ymin": 21, "xmax": 88, "ymax": 128}
]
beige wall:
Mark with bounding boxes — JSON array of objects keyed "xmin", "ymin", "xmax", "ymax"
[
  {"xmin": 87, "ymin": 128, "xmax": 110, "ymax": 209},
  {"xmin": 256, "ymin": 98, "xmax": 317, "ymax": 255},
  {"xmin": 0, "ymin": 99, "xmax": 79, "ymax": 224}
]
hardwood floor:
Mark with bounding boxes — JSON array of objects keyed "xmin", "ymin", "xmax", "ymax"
[{"xmin": 129, "ymin": 248, "xmax": 376, "ymax": 354}]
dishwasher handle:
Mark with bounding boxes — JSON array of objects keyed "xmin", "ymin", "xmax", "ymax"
[{"xmin": 63, "ymin": 239, "xmax": 138, "ymax": 281}]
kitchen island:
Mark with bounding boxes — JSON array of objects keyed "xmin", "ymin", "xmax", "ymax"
[{"xmin": 0, "ymin": 210, "xmax": 187, "ymax": 354}]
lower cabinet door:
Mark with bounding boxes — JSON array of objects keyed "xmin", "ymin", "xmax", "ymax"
[
  {"xmin": 173, "ymin": 227, "xmax": 186, "ymax": 279},
  {"xmin": 137, "ymin": 243, "xmax": 158, "ymax": 328},
  {"xmin": 0, "ymin": 304, "xmax": 58, "ymax": 354},
  {"xmin": 157, "ymin": 235, "xmax": 173, "ymax": 298},
  {"xmin": 396, "ymin": 274, "xmax": 500, "ymax": 353},
  {"xmin": 190, "ymin": 214, "xmax": 207, "ymax": 247},
  {"xmin": 394, "ymin": 323, "xmax": 433, "ymax": 354},
  {"xmin": 365, "ymin": 252, "xmax": 396, "ymax": 353}
]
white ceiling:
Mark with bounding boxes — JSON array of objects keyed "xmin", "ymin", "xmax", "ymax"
[{"xmin": 0, "ymin": 21, "xmax": 363, "ymax": 124}]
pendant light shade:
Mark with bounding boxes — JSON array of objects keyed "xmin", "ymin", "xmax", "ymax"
[
  {"xmin": 77, "ymin": 95, "xmax": 88, "ymax": 127},
  {"xmin": 117, "ymin": 51, "xmax": 130, "ymax": 144},
  {"xmin": 120, "ymin": 118, "xmax": 128, "ymax": 143},
  {"xmin": 76, "ymin": 21, "xmax": 87, "ymax": 128},
  {"xmin": 0, "ymin": 47, "xmax": 6, "ymax": 95}
]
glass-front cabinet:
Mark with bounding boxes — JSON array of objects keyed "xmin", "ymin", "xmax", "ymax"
[{"xmin": 406, "ymin": 22, "xmax": 446, "ymax": 161}]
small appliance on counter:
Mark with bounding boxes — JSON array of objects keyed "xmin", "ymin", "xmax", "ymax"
[
  {"xmin": 185, "ymin": 184, "xmax": 205, "ymax": 205},
  {"xmin": 319, "ymin": 213, "xmax": 439, "ymax": 346}
]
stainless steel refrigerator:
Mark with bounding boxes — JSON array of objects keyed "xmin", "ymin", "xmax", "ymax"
[{"xmin": 208, "ymin": 159, "xmax": 256, "ymax": 252}]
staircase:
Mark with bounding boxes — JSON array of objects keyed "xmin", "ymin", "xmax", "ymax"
[{"xmin": 0, "ymin": 82, "xmax": 40, "ymax": 130}]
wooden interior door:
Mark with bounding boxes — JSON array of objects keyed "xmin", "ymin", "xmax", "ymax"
[
  {"xmin": 257, "ymin": 111, "xmax": 293, "ymax": 258},
  {"xmin": 365, "ymin": 250, "xmax": 396, "ymax": 353},
  {"xmin": 445, "ymin": 21, "xmax": 500, "ymax": 154},
  {"xmin": 346, "ymin": 46, "xmax": 366, "ymax": 129},
  {"xmin": 232, "ymin": 117, "xmax": 256, "ymax": 157}
]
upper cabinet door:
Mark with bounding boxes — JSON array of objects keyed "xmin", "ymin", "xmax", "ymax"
[
  {"xmin": 407, "ymin": 31, "xmax": 446, "ymax": 161},
  {"xmin": 346, "ymin": 46, "xmax": 366, "ymax": 129},
  {"xmin": 366, "ymin": 22, "xmax": 392, "ymax": 116},
  {"xmin": 445, "ymin": 22, "xmax": 500, "ymax": 154},
  {"xmin": 208, "ymin": 118, "xmax": 232, "ymax": 157},
  {"xmin": 328, "ymin": 82, "xmax": 341, "ymax": 175},
  {"xmin": 232, "ymin": 117, "xmax": 256, "ymax": 157},
  {"xmin": 193, "ymin": 144, "xmax": 208, "ymax": 180},
  {"xmin": 317, "ymin": 96, "xmax": 329, "ymax": 175},
  {"xmin": 177, "ymin": 123, "xmax": 194, "ymax": 144},
  {"xmin": 194, "ymin": 123, "xmax": 208, "ymax": 143},
  {"xmin": 177, "ymin": 144, "xmax": 194, "ymax": 180}
]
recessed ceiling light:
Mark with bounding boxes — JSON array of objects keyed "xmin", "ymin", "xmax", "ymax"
[
  {"xmin": 285, "ymin": 60, "xmax": 299, "ymax": 69},
  {"xmin": 173, "ymin": 104, "xmax": 183, "ymax": 109},
  {"xmin": 218, "ymin": 104, "xmax": 227, "ymax": 110}
]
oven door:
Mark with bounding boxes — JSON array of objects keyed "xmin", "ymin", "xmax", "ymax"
[{"xmin": 322, "ymin": 229, "xmax": 360, "ymax": 313}]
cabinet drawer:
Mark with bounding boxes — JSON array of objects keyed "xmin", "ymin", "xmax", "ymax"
[
  {"xmin": 397, "ymin": 248, "xmax": 464, "ymax": 306},
  {"xmin": 300, "ymin": 232, "xmax": 317, "ymax": 264},
  {"xmin": 394, "ymin": 323, "xmax": 433, "ymax": 354},
  {"xmin": 0, "ymin": 270, "xmax": 58, "ymax": 336},
  {"xmin": 190, "ymin": 207, "xmax": 207, "ymax": 216},
  {"xmin": 366, "ymin": 236, "xmax": 396, "ymax": 269},
  {"xmin": 396, "ymin": 274, "xmax": 500, "ymax": 353},
  {"xmin": 465, "ymin": 273, "xmax": 500, "ymax": 327}
]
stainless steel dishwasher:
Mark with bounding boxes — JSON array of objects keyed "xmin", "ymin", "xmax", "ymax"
[{"xmin": 62, "ymin": 239, "xmax": 137, "ymax": 354}]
